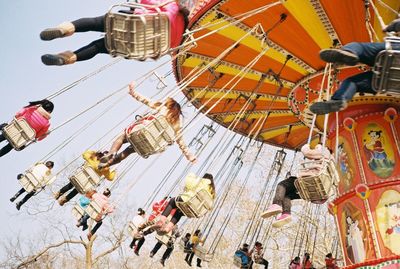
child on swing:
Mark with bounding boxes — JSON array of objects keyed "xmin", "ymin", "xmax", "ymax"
[{"xmin": 98, "ymin": 82, "xmax": 196, "ymax": 168}]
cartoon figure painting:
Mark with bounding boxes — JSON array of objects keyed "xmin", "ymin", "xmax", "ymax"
[
  {"xmin": 336, "ymin": 137, "xmax": 355, "ymax": 191},
  {"xmin": 376, "ymin": 190, "xmax": 400, "ymax": 255},
  {"xmin": 362, "ymin": 123, "xmax": 395, "ymax": 178},
  {"xmin": 341, "ymin": 202, "xmax": 368, "ymax": 264}
]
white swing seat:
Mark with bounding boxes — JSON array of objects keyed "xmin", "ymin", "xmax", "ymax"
[
  {"xmin": 126, "ymin": 114, "xmax": 175, "ymax": 158},
  {"xmin": 85, "ymin": 200, "xmax": 103, "ymax": 221},
  {"xmin": 295, "ymin": 159, "xmax": 339, "ymax": 202},
  {"xmin": 19, "ymin": 170, "xmax": 46, "ymax": 193},
  {"xmin": 372, "ymin": 36, "xmax": 400, "ymax": 95},
  {"xmin": 69, "ymin": 166, "xmax": 102, "ymax": 194},
  {"xmin": 194, "ymin": 245, "xmax": 213, "ymax": 262},
  {"xmin": 176, "ymin": 189, "xmax": 214, "ymax": 218},
  {"xmin": 2, "ymin": 118, "xmax": 36, "ymax": 150},
  {"xmin": 155, "ymin": 230, "xmax": 172, "ymax": 245},
  {"xmin": 127, "ymin": 221, "xmax": 144, "ymax": 239},
  {"xmin": 105, "ymin": 3, "xmax": 171, "ymax": 61},
  {"xmin": 72, "ymin": 203, "xmax": 86, "ymax": 221}
]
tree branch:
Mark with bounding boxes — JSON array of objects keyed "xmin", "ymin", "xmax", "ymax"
[{"xmin": 16, "ymin": 239, "xmax": 84, "ymax": 269}]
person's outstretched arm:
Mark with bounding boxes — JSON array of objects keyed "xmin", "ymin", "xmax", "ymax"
[{"xmin": 128, "ymin": 81, "xmax": 159, "ymax": 110}]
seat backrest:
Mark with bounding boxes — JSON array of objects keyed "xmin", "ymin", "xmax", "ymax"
[
  {"xmin": 72, "ymin": 204, "xmax": 85, "ymax": 221},
  {"xmin": 104, "ymin": 3, "xmax": 171, "ymax": 60},
  {"xmin": 126, "ymin": 114, "xmax": 175, "ymax": 158},
  {"xmin": 372, "ymin": 36, "xmax": 400, "ymax": 95},
  {"xmin": 69, "ymin": 166, "xmax": 102, "ymax": 194},
  {"xmin": 2, "ymin": 118, "xmax": 36, "ymax": 150},
  {"xmin": 86, "ymin": 200, "xmax": 103, "ymax": 220}
]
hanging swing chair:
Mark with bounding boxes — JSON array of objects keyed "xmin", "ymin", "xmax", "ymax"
[
  {"xmin": 105, "ymin": 2, "xmax": 171, "ymax": 61},
  {"xmin": 2, "ymin": 118, "xmax": 36, "ymax": 150},
  {"xmin": 176, "ymin": 188, "xmax": 214, "ymax": 218},
  {"xmin": 372, "ymin": 35, "xmax": 400, "ymax": 95},
  {"xmin": 155, "ymin": 230, "xmax": 173, "ymax": 245},
  {"xmin": 295, "ymin": 158, "xmax": 339, "ymax": 203},
  {"xmin": 127, "ymin": 221, "xmax": 145, "ymax": 239},
  {"xmin": 194, "ymin": 245, "xmax": 214, "ymax": 262},
  {"xmin": 72, "ymin": 203, "xmax": 86, "ymax": 221},
  {"xmin": 18, "ymin": 164, "xmax": 53, "ymax": 193},
  {"xmin": 126, "ymin": 114, "xmax": 175, "ymax": 158},
  {"xmin": 69, "ymin": 165, "xmax": 102, "ymax": 194}
]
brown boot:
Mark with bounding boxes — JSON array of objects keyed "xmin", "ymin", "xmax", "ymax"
[
  {"xmin": 41, "ymin": 51, "xmax": 77, "ymax": 66},
  {"xmin": 40, "ymin": 22, "xmax": 75, "ymax": 41}
]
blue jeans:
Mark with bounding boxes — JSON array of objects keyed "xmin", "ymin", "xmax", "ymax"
[
  {"xmin": 332, "ymin": 42, "xmax": 383, "ymax": 101},
  {"xmin": 332, "ymin": 42, "xmax": 399, "ymax": 101}
]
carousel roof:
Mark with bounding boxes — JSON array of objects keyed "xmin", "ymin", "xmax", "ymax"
[{"xmin": 175, "ymin": 0, "xmax": 400, "ymax": 150}]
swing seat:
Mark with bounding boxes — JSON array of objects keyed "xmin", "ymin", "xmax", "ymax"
[
  {"xmin": 176, "ymin": 189, "xmax": 214, "ymax": 218},
  {"xmin": 85, "ymin": 199, "xmax": 103, "ymax": 221},
  {"xmin": 105, "ymin": 3, "xmax": 171, "ymax": 60},
  {"xmin": 72, "ymin": 203, "xmax": 85, "ymax": 221},
  {"xmin": 295, "ymin": 159, "xmax": 339, "ymax": 202},
  {"xmin": 19, "ymin": 169, "xmax": 47, "ymax": 193},
  {"xmin": 69, "ymin": 166, "xmax": 102, "ymax": 194},
  {"xmin": 127, "ymin": 221, "xmax": 144, "ymax": 238},
  {"xmin": 126, "ymin": 114, "xmax": 175, "ymax": 158},
  {"xmin": 2, "ymin": 118, "xmax": 36, "ymax": 150},
  {"xmin": 233, "ymin": 255, "xmax": 242, "ymax": 267},
  {"xmin": 372, "ymin": 36, "xmax": 400, "ymax": 95},
  {"xmin": 155, "ymin": 230, "xmax": 172, "ymax": 245},
  {"xmin": 194, "ymin": 245, "xmax": 213, "ymax": 262}
]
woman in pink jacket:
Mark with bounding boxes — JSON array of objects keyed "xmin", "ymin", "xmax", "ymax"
[
  {"xmin": 39, "ymin": 0, "xmax": 189, "ymax": 66},
  {"xmin": 0, "ymin": 99, "xmax": 54, "ymax": 157}
]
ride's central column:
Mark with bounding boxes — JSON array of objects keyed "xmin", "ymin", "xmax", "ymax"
[
  {"xmin": 328, "ymin": 106, "xmax": 400, "ymax": 268},
  {"xmin": 289, "ymin": 67, "xmax": 400, "ymax": 267}
]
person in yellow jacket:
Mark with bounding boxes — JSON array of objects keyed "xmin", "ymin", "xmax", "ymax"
[
  {"xmin": 185, "ymin": 229, "xmax": 204, "ymax": 267},
  {"xmin": 155, "ymin": 173, "xmax": 215, "ymax": 234},
  {"xmin": 82, "ymin": 150, "xmax": 116, "ymax": 180},
  {"xmin": 55, "ymin": 150, "xmax": 116, "ymax": 206}
]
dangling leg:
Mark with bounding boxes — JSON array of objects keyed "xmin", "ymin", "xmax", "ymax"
[
  {"xmin": 0, "ymin": 143, "xmax": 13, "ymax": 157},
  {"xmin": 134, "ymin": 237, "xmax": 145, "ymax": 255},
  {"xmin": 0, "ymin": 132, "xmax": 6, "ymax": 142},
  {"xmin": 261, "ymin": 182, "xmax": 286, "ymax": 218},
  {"xmin": 42, "ymin": 37, "xmax": 108, "ymax": 66},
  {"xmin": 40, "ymin": 15, "xmax": 105, "ymax": 40},
  {"xmin": 160, "ymin": 207, "xmax": 183, "ymax": 234},
  {"xmin": 99, "ymin": 133, "xmax": 126, "ymax": 165},
  {"xmin": 16, "ymin": 191, "xmax": 35, "ymax": 210},
  {"xmin": 55, "ymin": 182, "xmax": 74, "ymax": 199},
  {"xmin": 310, "ymin": 71, "xmax": 374, "ymax": 115},
  {"xmin": 99, "ymin": 145, "xmax": 136, "ymax": 169},
  {"xmin": 10, "ymin": 188, "xmax": 25, "ymax": 202},
  {"xmin": 88, "ymin": 220, "xmax": 103, "ymax": 240},
  {"xmin": 196, "ymin": 258, "xmax": 202, "ymax": 267},
  {"xmin": 150, "ymin": 241, "xmax": 163, "ymax": 257}
]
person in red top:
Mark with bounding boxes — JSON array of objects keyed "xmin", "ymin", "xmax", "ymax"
[
  {"xmin": 39, "ymin": 0, "xmax": 190, "ymax": 66},
  {"xmin": 149, "ymin": 197, "xmax": 170, "ymax": 221},
  {"xmin": 0, "ymin": 99, "xmax": 54, "ymax": 157},
  {"xmin": 302, "ymin": 253, "xmax": 314, "ymax": 269},
  {"xmin": 325, "ymin": 253, "xmax": 339, "ymax": 269}
]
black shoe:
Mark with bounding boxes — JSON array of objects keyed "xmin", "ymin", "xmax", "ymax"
[
  {"xmin": 82, "ymin": 224, "xmax": 88, "ymax": 231},
  {"xmin": 134, "ymin": 250, "xmax": 139, "ymax": 256},
  {"xmin": 10, "ymin": 196, "xmax": 17, "ymax": 202},
  {"xmin": 0, "ymin": 123, "xmax": 7, "ymax": 130},
  {"xmin": 309, "ymin": 100, "xmax": 347, "ymax": 115},
  {"xmin": 41, "ymin": 54, "xmax": 66, "ymax": 66},
  {"xmin": 384, "ymin": 18, "xmax": 400, "ymax": 32},
  {"xmin": 149, "ymin": 252, "xmax": 154, "ymax": 258},
  {"xmin": 185, "ymin": 260, "xmax": 192, "ymax": 266},
  {"xmin": 319, "ymin": 49, "xmax": 359, "ymax": 66},
  {"xmin": 160, "ymin": 259, "xmax": 165, "ymax": 267},
  {"xmin": 17, "ymin": 174, "xmax": 24, "ymax": 180},
  {"xmin": 40, "ymin": 28, "xmax": 64, "ymax": 41},
  {"xmin": 16, "ymin": 202, "xmax": 22, "ymax": 211}
]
